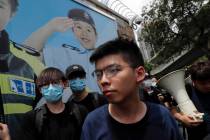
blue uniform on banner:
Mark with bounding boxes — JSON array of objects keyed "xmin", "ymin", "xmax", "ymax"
[{"xmin": 43, "ymin": 44, "xmax": 100, "ymax": 92}]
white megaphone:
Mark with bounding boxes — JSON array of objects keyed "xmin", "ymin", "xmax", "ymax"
[{"xmin": 157, "ymin": 69, "xmax": 204, "ymax": 120}]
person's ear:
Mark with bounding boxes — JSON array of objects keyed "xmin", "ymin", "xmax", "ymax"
[{"xmin": 135, "ymin": 66, "xmax": 145, "ymax": 83}]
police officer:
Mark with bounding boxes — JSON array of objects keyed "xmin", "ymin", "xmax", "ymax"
[{"xmin": 0, "ymin": 0, "xmax": 44, "ymax": 139}]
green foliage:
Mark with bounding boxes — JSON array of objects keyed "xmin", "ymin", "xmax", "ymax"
[
  {"xmin": 140, "ymin": 0, "xmax": 210, "ymax": 64},
  {"xmin": 144, "ymin": 62, "xmax": 154, "ymax": 72}
]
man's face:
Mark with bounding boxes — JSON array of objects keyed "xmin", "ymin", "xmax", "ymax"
[
  {"xmin": 193, "ymin": 80, "xmax": 210, "ymax": 94},
  {"xmin": 94, "ymin": 54, "xmax": 145, "ymax": 104},
  {"xmin": 0, "ymin": 0, "xmax": 12, "ymax": 31},
  {"xmin": 72, "ymin": 20, "xmax": 96, "ymax": 50}
]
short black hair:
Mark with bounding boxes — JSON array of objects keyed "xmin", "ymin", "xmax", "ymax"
[
  {"xmin": 189, "ymin": 61, "xmax": 210, "ymax": 81},
  {"xmin": 36, "ymin": 67, "xmax": 66, "ymax": 88},
  {"xmin": 90, "ymin": 38, "xmax": 144, "ymax": 68},
  {"xmin": 65, "ymin": 64, "xmax": 86, "ymax": 80},
  {"xmin": 9, "ymin": 0, "xmax": 19, "ymax": 13}
]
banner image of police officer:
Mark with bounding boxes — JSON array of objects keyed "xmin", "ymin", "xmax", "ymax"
[{"xmin": 7, "ymin": 0, "xmax": 118, "ymax": 92}]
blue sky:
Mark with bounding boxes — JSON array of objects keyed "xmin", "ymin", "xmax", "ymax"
[{"xmin": 120, "ymin": 0, "xmax": 153, "ymax": 15}]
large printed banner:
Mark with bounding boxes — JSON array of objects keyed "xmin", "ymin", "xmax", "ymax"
[{"xmin": 6, "ymin": 0, "xmax": 118, "ymax": 92}]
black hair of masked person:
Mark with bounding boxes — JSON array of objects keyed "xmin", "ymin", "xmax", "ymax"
[{"xmin": 66, "ymin": 64, "xmax": 86, "ymax": 79}]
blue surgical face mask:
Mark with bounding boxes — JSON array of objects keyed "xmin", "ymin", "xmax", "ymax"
[
  {"xmin": 41, "ymin": 84, "xmax": 64, "ymax": 103},
  {"xmin": 69, "ymin": 78, "xmax": 86, "ymax": 93}
]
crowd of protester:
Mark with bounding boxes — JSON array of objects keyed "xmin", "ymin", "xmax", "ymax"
[{"xmin": 0, "ymin": 1, "xmax": 210, "ymax": 139}]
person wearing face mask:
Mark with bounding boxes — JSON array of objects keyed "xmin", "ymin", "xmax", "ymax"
[
  {"xmin": 16, "ymin": 67, "xmax": 88, "ymax": 140},
  {"xmin": 66, "ymin": 64, "xmax": 107, "ymax": 112}
]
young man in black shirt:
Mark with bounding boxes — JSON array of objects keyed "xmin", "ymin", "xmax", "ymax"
[
  {"xmin": 18, "ymin": 67, "xmax": 87, "ymax": 140},
  {"xmin": 66, "ymin": 64, "xmax": 107, "ymax": 112}
]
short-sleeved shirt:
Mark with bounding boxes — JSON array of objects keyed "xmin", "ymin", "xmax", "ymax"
[{"xmin": 43, "ymin": 46, "xmax": 100, "ymax": 92}]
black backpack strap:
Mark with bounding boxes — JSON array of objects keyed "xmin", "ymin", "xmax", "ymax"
[
  {"xmin": 70, "ymin": 103, "xmax": 82, "ymax": 126},
  {"xmin": 68, "ymin": 94, "xmax": 74, "ymax": 102},
  {"xmin": 67, "ymin": 102, "xmax": 88, "ymax": 127},
  {"xmin": 69, "ymin": 92, "xmax": 100, "ymax": 108},
  {"xmin": 35, "ymin": 105, "xmax": 47, "ymax": 134},
  {"xmin": 90, "ymin": 92, "xmax": 100, "ymax": 108}
]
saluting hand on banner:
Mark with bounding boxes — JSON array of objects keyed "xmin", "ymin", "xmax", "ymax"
[
  {"xmin": 46, "ymin": 17, "xmax": 74, "ymax": 33},
  {"xmin": 24, "ymin": 17, "xmax": 74, "ymax": 60}
]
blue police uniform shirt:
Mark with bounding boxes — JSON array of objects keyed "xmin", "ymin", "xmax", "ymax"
[{"xmin": 43, "ymin": 45, "xmax": 100, "ymax": 92}]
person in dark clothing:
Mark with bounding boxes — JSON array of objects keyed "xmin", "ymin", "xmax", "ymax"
[
  {"xmin": 66, "ymin": 64, "xmax": 107, "ymax": 112},
  {"xmin": 17, "ymin": 67, "xmax": 87, "ymax": 140},
  {"xmin": 171, "ymin": 61, "xmax": 210, "ymax": 140},
  {"xmin": 141, "ymin": 76, "xmax": 162, "ymax": 104},
  {"xmin": 81, "ymin": 38, "xmax": 183, "ymax": 140}
]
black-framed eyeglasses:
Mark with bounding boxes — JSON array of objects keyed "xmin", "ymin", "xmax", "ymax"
[{"xmin": 92, "ymin": 64, "xmax": 131, "ymax": 81}]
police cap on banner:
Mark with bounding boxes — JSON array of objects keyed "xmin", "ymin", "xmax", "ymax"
[{"xmin": 67, "ymin": 8, "xmax": 96, "ymax": 32}]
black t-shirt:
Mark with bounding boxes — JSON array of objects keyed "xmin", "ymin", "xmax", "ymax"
[
  {"xmin": 73, "ymin": 93, "xmax": 108, "ymax": 112},
  {"xmin": 109, "ymin": 106, "xmax": 149, "ymax": 140},
  {"xmin": 18, "ymin": 102, "xmax": 86, "ymax": 140},
  {"xmin": 40, "ymin": 104, "xmax": 80, "ymax": 140}
]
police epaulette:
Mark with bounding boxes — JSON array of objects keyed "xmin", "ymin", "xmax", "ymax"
[
  {"xmin": 11, "ymin": 41, "xmax": 40, "ymax": 56},
  {"xmin": 62, "ymin": 43, "xmax": 94, "ymax": 54},
  {"xmin": 62, "ymin": 43, "xmax": 81, "ymax": 52}
]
